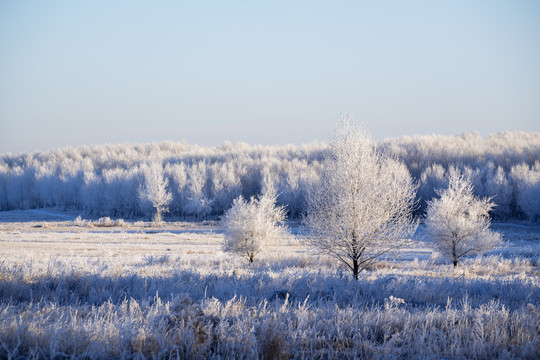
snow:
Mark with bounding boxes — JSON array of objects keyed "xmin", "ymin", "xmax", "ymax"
[{"xmin": 0, "ymin": 210, "xmax": 539, "ymax": 359}]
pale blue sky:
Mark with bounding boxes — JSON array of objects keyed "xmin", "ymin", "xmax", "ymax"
[{"xmin": 1, "ymin": 0, "xmax": 539, "ymax": 154}]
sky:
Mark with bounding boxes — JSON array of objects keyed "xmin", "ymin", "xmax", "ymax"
[{"xmin": 1, "ymin": 0, "xmax": 539, "ymax": 154}]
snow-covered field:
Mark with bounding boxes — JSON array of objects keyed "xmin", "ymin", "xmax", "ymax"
[{"xmin": 1, "ymin": 210, "xmax": 539, "ymax": 359}]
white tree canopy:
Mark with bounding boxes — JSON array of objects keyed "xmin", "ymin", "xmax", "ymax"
[
  {"xmin": 303, "ymin": 118, "xmax": 418, "ymax": 279},
  {"xmin": 425, "ymin": 169, "xmax": 502, "ymax": 267}
]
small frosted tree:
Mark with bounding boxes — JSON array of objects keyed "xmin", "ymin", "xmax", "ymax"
[
  {"xmin": 425, "ymin": 171, "xmax": 502, "ymax": 267},
  {"xmin": 303, "ymin": 118, "xmax": 418, "ymax": 280},
  {"xmin": 138, "ymin": 163, "xmax": 172, "ymax": 225},
  {"xmin": 222, "ymin": 192, "xmax": 286, "ymax": 264}
]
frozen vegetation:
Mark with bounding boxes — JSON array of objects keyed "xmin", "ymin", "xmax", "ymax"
[
  {"xmin": 222, "ymin": 191, "xmax": 287, "ymax": 264},
  {"xmin": 303, "ymin": 120, "xmax": 418, "ymax": 279},
  {"xmin": 0, "ymin": 213, "xmax": 539, "ymax": 359},
  {"xmin": 1, "ymin": 129, "xmax": 539, "ymax": 358},
  {"xmin": 425, "ymin": 171, "xmax": 502, "ymax": 267},
  {"xmin": 0, "ymin": 131, "xmax": 539, "ymax": 221}
]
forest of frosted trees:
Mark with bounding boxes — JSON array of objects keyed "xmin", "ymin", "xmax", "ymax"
[{"xmin": 0, "ymin": 131, "xmax": 539, "ymax": 221}]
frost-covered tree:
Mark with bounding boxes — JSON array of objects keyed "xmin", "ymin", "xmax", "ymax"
[
  {"xmin": 303, "ymin": 118, "xmax": 418, "ymax": 280},
  {"xmin": 210, "ymin": 162, "xmax": 242, "ymax": 215},
  {"xmin": 418, "ymin": 163, "xmax": 448, "ymax": 213},
  {"xmin": 425, "ymin": 171, "xmax": 502, "ymax": 267},
  {"xmin": 510, "ymin": 162, "xmax": 540, "ymax": 221},
  {"xmin": 138, "ymin": 163, "xmax": 172, "ymax": 224},
  {"xmin": 82, "ymin": 171, "xmax": 102, "ymax": 215},
  {"xmin": 165, "ymin": 162, "xmax": 188, "ymax": 216},
  {"xmin": 184, "ymin": 162, "xmax": 212, "ymax": 218},
  {"xmin": 484, "ymin": 164, "xmax": 513, "ymax": 220},
  {"xmin": 222, "ymin": 191, "xmax": 287, "ymax": 264},
  {"xmin": 0, "ymin": 164, "xmax": 9, "ymax": 211}
]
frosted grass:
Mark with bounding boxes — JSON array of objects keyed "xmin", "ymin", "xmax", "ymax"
[{"xmin": 0, "ymin": 221, "xmax": 539, "ymax": 359}]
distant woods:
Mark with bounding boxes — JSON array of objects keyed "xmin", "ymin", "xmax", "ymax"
[{"xmin": 0, "ymin": 132, "xmax": 539, "ymax": 221}]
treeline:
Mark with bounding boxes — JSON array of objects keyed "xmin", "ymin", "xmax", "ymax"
[
  {"xmin": 0, "ymin": 132, "xmax": 539, "ymax": 221},
  {"xmin": 382, "ymin": 132, "xmax": 540, "ymax": 220}
]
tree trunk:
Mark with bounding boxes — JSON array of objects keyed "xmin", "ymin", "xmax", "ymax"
[
  {"xmin": 154, "ymin": 208, "xmax": 162, "ymax": 224},
  {"xmin": 352, "ymin": 231, "xmax": 360, "ymax": 280},
  {"xmin": 452, "ymin": 246, "xmax": 458, "ymax": 267}
]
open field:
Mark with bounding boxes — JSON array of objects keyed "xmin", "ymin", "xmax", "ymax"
[{"xmin": 1, "ymin": 210, "xmax": 539, "ymax": 359}]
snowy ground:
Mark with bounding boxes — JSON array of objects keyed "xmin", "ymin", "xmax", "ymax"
[{"xmin": 0, "ymin": 209, "xmax": 539, "ymax": 359}]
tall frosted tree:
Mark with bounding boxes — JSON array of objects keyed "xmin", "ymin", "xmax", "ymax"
[
  {"xmin": 138, "ymin": 163, "xmax": 172, "ymax": 224},
  {"xmin": 303, "ymin": 118, "xmax": 418, "ymax": 280},
  {"xmin": 425, "ymin": 171, "xmax": 502, "ymax": 267}
]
